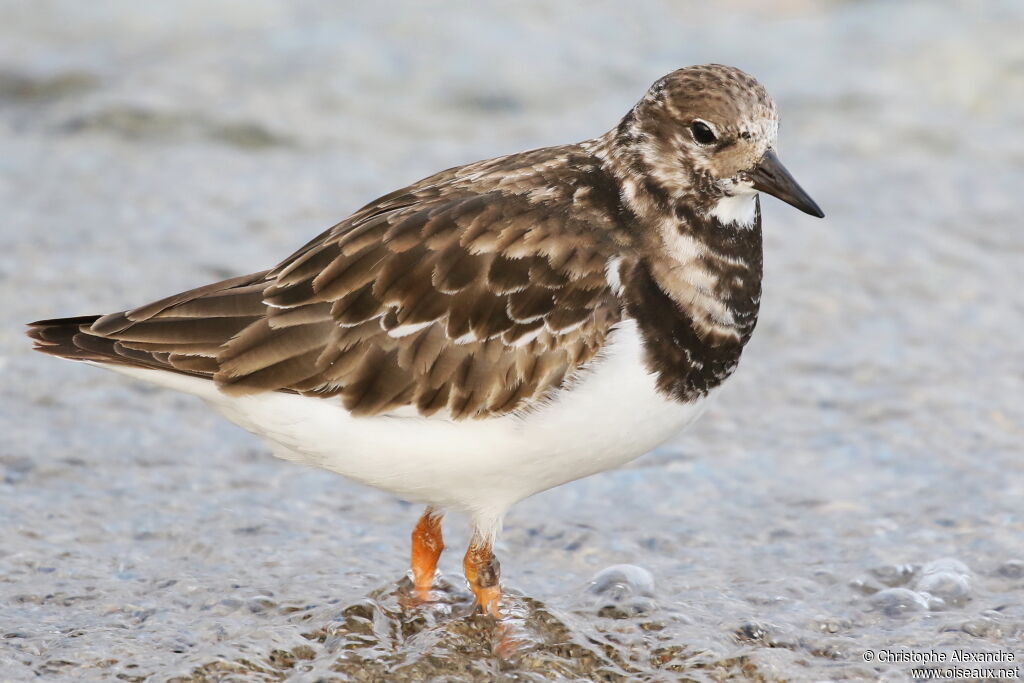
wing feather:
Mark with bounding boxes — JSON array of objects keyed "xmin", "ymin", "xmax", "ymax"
[{"xmin": 61, "ymin": 144, "xmax": 626, "ymax": 418}]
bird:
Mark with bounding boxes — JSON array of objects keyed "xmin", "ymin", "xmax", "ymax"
[{"xmin": 28, "ymin": 64, "xmax": 823, "ymax": 616}]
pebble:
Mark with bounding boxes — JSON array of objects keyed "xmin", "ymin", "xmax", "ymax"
[
  {"xmin": 585, "ymin": 564, "xmax": 657, "ymax": 617},
  {"xmin": 915, "ymin": 558, "xmax": 971, "ymax": 608},
  {"xmin": 869, "ymin": 588, "xmax": 930, "ymax": 616}
]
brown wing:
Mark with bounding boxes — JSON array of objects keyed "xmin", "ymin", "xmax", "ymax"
[{"xmin": 31, "ymin": 145, "xmax": 626, "ymax": 419}]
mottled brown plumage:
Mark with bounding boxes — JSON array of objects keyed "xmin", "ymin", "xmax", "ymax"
[
  {"xmin": 31, "ymin": 145, "xmax": 626, "ymax": 419},
  {"xmin": 29, "ymin": 65, "xmax": 823, "ymax": 423}
]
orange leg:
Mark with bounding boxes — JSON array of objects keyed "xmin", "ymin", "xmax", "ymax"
[
  {"xmin": 410, "ymin": 507, "xmax": 444, "ymax": 599},
  {"xmin": 463, "ymin": 534, "xmax": 501, "ymax": 616}
]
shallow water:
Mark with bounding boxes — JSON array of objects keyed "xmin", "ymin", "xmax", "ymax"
[{"xmin": 1, "ymin": 1, "xmax": 1023, "ymax": 681}]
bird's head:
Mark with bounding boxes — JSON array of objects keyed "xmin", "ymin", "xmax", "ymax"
[{"xmin": 616, "ymin": 64, "xmax": 823, "ymax": 222}]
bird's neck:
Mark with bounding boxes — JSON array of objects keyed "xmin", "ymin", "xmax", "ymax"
[
  {"xmin": 588, "ymin": 129, "xmax": 763, "ymax": 321},
  {"xmin": 622, "ymin": 205, "xmax": 764, "ymax": 403},
  {"xmin": 644, "ymin": 198, "xmax": 763, "ymax": 342},
  {"xmin": 586, "ymin": 129, "xmax": 765, "ymax": 402}
]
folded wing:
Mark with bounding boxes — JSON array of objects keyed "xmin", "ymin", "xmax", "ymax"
[{"xmin": 30, "ymin": 147, "xmax": 625, "ymax": 419}]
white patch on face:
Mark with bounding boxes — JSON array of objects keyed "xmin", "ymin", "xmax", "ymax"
[
  {"xmin": 708, "ymin": 192, "xmax": 757, "ymax": 228},
  {"xmin": 755, "ymin": 117, "xmax": 779, "ymax": 148}
]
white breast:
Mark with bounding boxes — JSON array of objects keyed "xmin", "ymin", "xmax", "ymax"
[{"xmin": 105, "ymin": 319, "xmax": 710, "ymax": 523}]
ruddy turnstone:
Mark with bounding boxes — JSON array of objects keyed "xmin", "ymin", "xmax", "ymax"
[{"xmin": 29, "ymin": 64, "xmax": 823, "ymax": 616}]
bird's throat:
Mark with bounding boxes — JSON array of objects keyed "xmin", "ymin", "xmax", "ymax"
[{"xmin": 707, "ymin": 192, "xmax": 758, "ymax": 228}]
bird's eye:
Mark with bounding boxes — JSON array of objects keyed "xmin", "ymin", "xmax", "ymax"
[{"xmin": 690, "ymin": 120, "xmax": 718, "ymax": 145}]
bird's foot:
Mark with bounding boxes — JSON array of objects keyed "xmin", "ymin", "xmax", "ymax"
[{"xmin": 470, "ymin": 583, "xmax": 501, "ymax": 617}]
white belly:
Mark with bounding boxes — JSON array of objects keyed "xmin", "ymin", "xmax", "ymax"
[{"xmin": 108, "ymin": 319, "xmax": 709, "ymax": 522}]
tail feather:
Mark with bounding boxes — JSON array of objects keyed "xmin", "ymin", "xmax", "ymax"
[
  {"xmin": 27, "ymin": 271, "xmax": 268, "ymax": 378},
  {"xmin": 27, "ymin": 315, "xmax": 194, "ymax": 375},
  {"xmin": 27, "ymin": 315, "xmax": 104, "ymax": 360}
]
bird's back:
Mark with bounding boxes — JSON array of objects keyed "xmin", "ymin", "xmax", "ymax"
[{"xmin": 29, "ymin": 143, "xmax": 630, "ymax": 420}]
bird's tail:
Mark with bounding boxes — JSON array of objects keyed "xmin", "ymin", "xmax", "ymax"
[
  {"xmin": 26, "ymin": 315, "xmax": 113, "ymax": 362},
  {"xmin": 27, "ymin": 271, "xmax": 270, "ymax": 383},
  {"xmin": 27, "ymin": 313, "xmax": 198, "ymax": 372}
]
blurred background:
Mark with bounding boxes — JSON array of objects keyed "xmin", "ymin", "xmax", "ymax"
[{"xmin": 1, "ymin": 1, "xmax": 1022, "ymax": 680}]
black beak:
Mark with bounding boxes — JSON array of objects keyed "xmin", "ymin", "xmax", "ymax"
[{"xmin": 749, "ymin": 149, "xmax": 824, "ymax": 218}]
